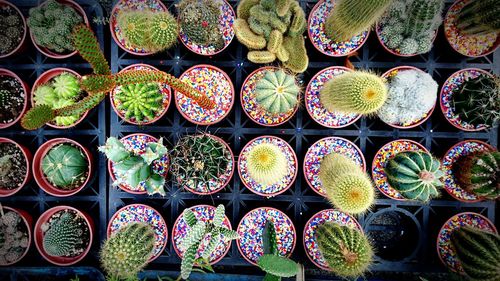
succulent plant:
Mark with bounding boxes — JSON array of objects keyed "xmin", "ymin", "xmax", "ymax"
[
  {"xmin": 456, "ymin": 0, "xmax": 500, "ymax": 36},
  {"xmin": 0, "ymin": 143, "xmax": 27, "ymax": 191},
  {"xmin": 71, "ymin": 24, "xmax": 111, "ymax": 75},
  {"xmin": 41, "ymin": 143, "xmax": 88, "ymax": 190},
  {"xmin": 114, "ymin": 82, "xmax": 163, "ymax": 124},
  {"xmin": 52, "ymin": 73, "xmax": 80, "ymax": 100},
  {"xmin": 255, "ymin": 69, "xmax": 299, "ymax": 114},
  {"xmin": 100, "ymin": 223, "xmax": 155, "ymax": 280},
  {"xmin": 117, "ymin": 10, "xmax": 149, "ymax": 48},
  {"xmin": 0, "ymin": 209, "xmax": 29, "ymax": 265},
  {"xmin": 324, "ymin": 0, "xmax": 392, "ymax": 41},
  {"xmin": 315, "ymin": 223, "xmax": 373, "ymax": 278},
  {"xmin": 385, "ymin": 151, "xmax": 444, "ymax": 202},
  {"xmin": 42, "ymin": 211, "xmax": 85, "ymax": 257},
  {"xmin": 454, "ymin": 151, "xmax": 499, "ymax": 200},
  {"xmin": 247, "ymin": 142, "xmax": 288, "ymax": 186},
  {"xmin": 320, "ymin": 71, "xmax": 387, "ymax": 115},
  {"xmin": 0, "ymin": 6, "xmax": 24, "ymax": 55},
  {"xmin": 148, "ymin": 11, "xmax": 179, "ymax": 53}
]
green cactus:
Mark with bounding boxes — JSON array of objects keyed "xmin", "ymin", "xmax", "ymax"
[
  {"xmin": 262, "ymin": 220, "xmax": 278, "ymax": 256},
  {"xmin": 41, "ymin": 143, "xmax": 88, "ymax": 190},
  {"xmin": 117, "ymin": 10, "xmax": 149, "ymax": 48},
  {"xmin": 324, "ymin": 0, "xmax": 392, "ymax": 41},
  {"xmin": 257, "ymin": 255, "xmax": 299, "ymax": 278},
  {"xmin": 100, "ymin": 223, "xmax": 155, "ymax": 280},
  {"xmin": 52, "ymin": 73, "xmax": 80, "ymax": 100},
  {"xmin": 315, "ymin": 223, "xmax": 373, "ymax": 278},
  {"xmin": 247, "ymin": 142, "xmax": 288, "ymax": 186},
  {"xmin": 114, "ymin": 83, "xmax": 163, "ymax": 124},
  {"xmin": 148, "ymin": 11, "xmax": 179, "ymax": 53},
  {"xmin": 255, "ymin": 69, "xmax": 299, "ymax": 114},
  {"xmin": 450, "ymin": 226, "xmax": 500, "ymax": 281},
  {"xmin": 455, "ymin": 151, "xmax": 500, "ymax": 200},
  {"xmin": 71, "ymin": 24, "xmax": 111, "ymax": 75},
  {"xmin": 42, "ymin": 211, "xmax": 86, "ymax": 257},
  {"xmin": 456, "ymin": 0, "xmax": 500, "ymax": 36},
  {"xmin": 320, "ymin": 71, "xmax": 387, "ymax": 115}
]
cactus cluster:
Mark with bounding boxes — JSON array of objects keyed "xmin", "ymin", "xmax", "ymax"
[
  {"xmin": 320, "ymin": 71, "xmax": 387, "ymax": 115},
  {"xmin": 180, "ymin": 205, "xmax": 239, "ymax": 280},
  {"xmin": 454, "ymin": 151, "xmax": 499, "ymax": 200},
  {"xmin": 255, "ymin": 69, "xmax": 300, "ymax": 115},
  {"xmin": 0, "ymin": 75, "xmax": 25, "ymax": 125},
  {"xmin": 0, "ymin": 143, "xmax": 26, "ymax": 191},
  {"xmin": 41, "ymin": 143, "xmax": 89, "ymax": 190},
  {"xmin": 27, "ymin": 0, "xmax": 83, "ymax": 54},
  {"xmin": 451, "ymin": 74, "xmax": 500, "ymax": 128},
  {"xmin": 0, "ymin": 5, "xmax": 24, "ymax": 56},
  {"xmin": 246, "ymin": 142, "xmax": 288, "ymax": 187},
  {"xmin": 113, "ymin": 82, "xmax": 163, "ymax": 124},
  {"xmin": 456, "ymin": 0, "xmax": 500, "ymax": 36},
  {"xmin": 319, "ymin": 153, "xmax": 375, "ymax": 214},
  {"xmin": 99, "ymin": 137, "xmax": 168, "ymax": 196},
  {"xmin": 234, "ymin": 0, "xmax": 308, "ymax": 73},
  {"xmin": 42, "ymin": 210, "xmax": 89, "ymax": 258},
  {"xmin": 0, "ymin": 209, "xmax": 29, "ymax": 265},
  {"xmin": 324, "ymin": 0, "xmax": 392, "ymax": 42},
  {"xmin": 379, "ymin": 0, "xmax": 444, "ymax": 55}
]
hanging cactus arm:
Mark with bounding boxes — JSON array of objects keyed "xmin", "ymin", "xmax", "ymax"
[
  {"xmin": 257, "ymin": 254, "xmax": 299, "ymax": 278},
  {"xmin": 72, "ymin": 24, "xmax": 111, "ymax": 75},
  {"xmin": 56, "ymin": 92, "xmax": 106, "ymax": 117},
  {"xmin": 80, "ymin": 74, "xmax": 116, "ymax": 94},
  {"xmin": 161, "ymin": 71, "xmax": 216, "ymax": 110},
  {"xmin": 20, "ymin": 105, "xmax": 56, "ymax": 130}
]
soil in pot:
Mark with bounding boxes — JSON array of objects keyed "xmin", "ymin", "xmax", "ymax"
[
  {"xmin": 0, "ymin": 142, "xmax": 27, "ymax": 191},
  {"xmin": 0, "ymin": 74, "xmax": 25, "ymax": 126},
  {"xmin": 0, "ymin": 209, "xmax": 30, "ymax": 265},
  {"xmin": 0, "ymin": 4, "xmax": 24, "ymax": 56}
]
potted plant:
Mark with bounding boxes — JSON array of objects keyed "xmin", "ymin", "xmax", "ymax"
[
  {"xmin": 0, "ymin": 1, "xmax": 27, "ymax": 58},
  {"xmin": 376, "ymin": 0, "xmax": 444, "ymax": 56},
  {"xmin": 0, "ymin": 69, "xmax": 28, "ymax": 129},
  {"xmin": 234, "ymin": 0, "xmax": 308, "ymax": 73},
  {"xmin": 110, "ymin": 64, "xmax": 171, "ymax": 125},
  {"xmin": 0, "ymin": 205, "xmax": 32, "ymax": 266},
  {"xmin": 170, "ymin": 134, "xmax": 234, "ymax": 195},
  {"xmin": 33, "ymin": 138, "xmax": 92, "ymax": 197},
  {"xmin": 100, "ymin": 134, "xmax": 169, "ymax": 196},
  {"xmin": 31, "ymin": 68, "xmax": 89, "ymax": 129},
  {"xmin": 0, "ymin": 138, "xmax": 32, "ymax": 197},
  {"xmin": 377, "ymin": 66, "xmax": 438, "ymax": 128},
  {"xmin": 34, "ymin": 206, "xmax": 93, "ymax": 266},
  {"xmin": 444, "ymin": 0, "xmax": 499, "ymax": 58},
  {"xmin": 27, "ymin": 0, "xmax": 89, "ymax": 59}
]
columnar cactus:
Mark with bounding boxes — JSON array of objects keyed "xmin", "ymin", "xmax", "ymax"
[
  {"xmin": 114, "ymin": 83, "xmax": 163, "ymax": 124},
  {"xmin": 42, "ymin": 212, "xmax": 85, "ymax": 257},
  {"xmin": 247, "ymin": 142, "xmax": 288, "ymax": 186},
  {"xmin": 71, "ymin": 24, "xmax": 111, "ymax": 75},
  {"xmin": 41, "ymin": 143, "xmax": 88, "ymax": 190},
  {"xmin": 456, "ymin": 0, "xmax": 500, "ymax": 36},
  {"xmin": 255, "ymin": 69, "xmax": 300, "ymax": 115},
  {"xmin": 455, "ymin": 151, "xmax": 500, "ymax": 200}
]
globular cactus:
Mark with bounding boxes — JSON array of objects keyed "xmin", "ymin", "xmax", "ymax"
[
  {"xmin": 100, "ymin": 223, "xmax": 155, "ymax": 280},
  {"xmin": 42, "ymin": 211, "xmax": 85, "ymax": 257},
  {"xmin": 320, "ymin": 153, "xmax": 375, "ymax": 214},
  {"xmin": 0, "ymin": 7, "xmax": 23, "ymax": 55},
  {"xmin": 117, "ymin": 10, "xmax": 149, "ymax": 48},
  {"xmin": 114, "ymin": 83, "xmax": 163, "ymax": 123},
  {"xmin": 450, "ymin": 226, "xmax": 500, "ymax": 281},
  {"xmin": 255, "ymin": 69, "xmax": 300, "ymax": 114},
  {"xmin": 52, "ymin": 73, "xmax": 80, "ymax": 100},
  {"xmin": 320, "ymin": 71, "xmax": 387, "ymax": 115},
  {"xmin": 148, "ymin": 11, "xmax": 179, "ymax": 53},
  {"xmin": 72, "ymin": 24, "xmax": 111, "ymax": 75},
  {"xmin": 41, "ymin": 143, "xmax": 88, "ymax": 190},
  {"xmin": 325, "ymin": 0, "xmax": 392, "ymax": 42},
  {"xmin": 247, "ymin": 142, "xmax": 288, "ymax": 186},
  {"xmin": 456, "ymin": 0, "xmax": 500, "ymax": 36},
  {"xmin": 315, "ymin": 223, "xmax": 373, "ymax": 278},
  {"xmin": 454, "ymin": 151, "xmax": 500, "ymax": 200}
]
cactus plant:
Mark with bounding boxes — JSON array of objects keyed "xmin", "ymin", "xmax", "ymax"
[
  {"xmin": 41, "ymin": 143, "xmax": 88, "ymax": 190},
  {"xmin": 52, "ymin": 73, "xmax": 80, "ymax": 100},
  {"xmin": 315, "ymin": 223, "xmax": 373, "ymax": 278},
  {"xmin": 42, "ymin": 211, "xmax": 87, "ymax": 257},
  {"xmin": 71, "ymin": 24, "xmax": 110, "ymax": 75},
  {"xmin": 451, "ymin": 74, "xmax": 500, "ymax": 128},
  {"xmin": 247, "ymin": 142, "xmax": 288, "ymax": 186},
  {"xmin": 450, "ymin": 226, "xmax": 500, "ymax": 281},
  {"xmin": 0, "ymin": 75, "xmax": 25, "ymax": 125},
  {"xmin": 0, "ymin": 209, "xmax": 30, "ymax": 265},
  {"xmin": 100, "ymin": 223, "xmax": 155, "ymax": 280},
  {"xmin": 255, "ymin": 69, "xmax": 300, "ymax": 114},
  {"xmin": 320, "ymin": 71, "xmax": 387, "ymax": 115},
  {"xmin": 456, "ymin": 0, "xmax": 500, "ymax": 36},
  {"xmin": 385, "ymin": 151, "xmax": 444, "ymax": 202},
  {"xmin": 0, "ymin": 5, "xmax": 24, "ymax": 56},
  {"xmin": 113, "ymin": 82, "xmax": 163, "ymax": 124},
  {"xmin": 454, "ymin": 151, "xmax": 500, "ymax": 200},
  {"xmin": 319, "ymin": 153, "xmax": 375, "ymax": 214},
  {"xmin": 324, "ymin": 0, "xmax": 392, "ymax": 42}
]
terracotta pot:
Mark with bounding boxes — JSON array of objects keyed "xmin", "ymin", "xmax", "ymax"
[
  {"xmin": 31, "ymin": 68, "xmax": 88, "ymax": 129},
  {"xmin": 0, "ymin": 206, "xmax": 32, "ymax": 266},
  {"xmin": 375, "ymin": 23, "xmax": 438, "ymax": 57},
  {"xmin": 0, "ymin": 1, "xmax": 27, "ymax": 59},
  {"xmin": 34, "ymin": 206, "xmax": 94, "ymax": 266},
  {"xmin": 0, "ymin": 137, "xmax": 32, "ymax": 197},
  {"xmin": 32, "ymin": 138, "xmax": 93, "ymax": 197},
  {"xmin": 0, "ymin": 69, "xmax": 29, "ymax": 129}
]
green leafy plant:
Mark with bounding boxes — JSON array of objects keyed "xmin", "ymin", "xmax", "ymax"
[
  {"xmin": 41, "ymin": 143, "xmax": 89, "ymax": 190},
  {"xmin": 456, "ymin": 0, "xmax": 500, "ymax": 36},
  {"xmin": 0, "ymin": 207, "xmax": 29, "ymax": 265},
  {"xmin": 385, "ymin": 151, "xmax": 444, "ymax": 202},
  {"xmin": 454, "ymin": 151, "xmax": 499, "ymax": 200},
  {"xmin": 246, "ymin": 142, "xmax": 288, "ymax": 186},
  {"xmin": 42, "ymin": 211, "xmax": 86, "ymax": 257},
  {"xmin": 255, "ymin": 69, "xmax": 299, "ymax": 115},
  {"xmin": 234, "ymin": 0, "xmax": 308, "ymax": 73},
  {"xmin": 114, "ymin": 83, "xmax": 163, "ymax": 124}
]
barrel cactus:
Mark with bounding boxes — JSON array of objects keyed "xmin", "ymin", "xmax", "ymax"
[
  {"xmin": 148, "ymin": 11, "xmax": 179, "ymax": 53},
  {"xmin": 52, "ymin": 73, "xmax": 80, "ymax": 100},
  {"xmin": 117, "ymin": 10, "xmax": 149, "ymax": 48},
  {"xmin": 42, "ymin": 211, "xmax": 85, "ymax": 257},
  {"xmin": 385, "ymin": 151, "xmax": 444, "ymax": 202},
  {"xmin": 247, "ymin": 142, "xmax": 288, "ymax": 186},
  {"xmin": 41, "ymin": 143, "xmax": 88, "ymax": 190},
  {"xmin": 113, "ymin": 82, "xmax": 163, "ymax": 124},
  {"xmin": 255, "ymin": 69, "xmax": 300, "ymax": 114},
  {"xmin": 315, "ymin": 223, "xmax": 373, "ymax": 278},
  {"xmin": 450, "ymin": 226, "xmax": 500, "ymax": 281},
  {"xmin": 454, "ymin": 151, "xmax": 499, "ymax": 200},
  {"xmin": 456, "ymin": 0, "xmax": 500, "ymax": 36}
]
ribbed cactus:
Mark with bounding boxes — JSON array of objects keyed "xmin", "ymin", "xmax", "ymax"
[
  {"xmin": 117, "ymin": 10, "xmax": 149, "ymax": 48},
  {"xmin": 72, "ymin": 24, "xmax": 111, "ymax": 75},
  {"xmin": 148, "ymin": 11, "xmax": 179, "ymax": 53},
  {"xmin": 52, "ymin": 73, "xmax": 80, "ymax": 100},
  {"xmin": 41, "ymin": 143, "xmax": 88, "ymax": 190},
  {"xmin": 450, "ymin": 226, "xmax": 500, "ymax": 281},
  {"xmin": 319, "ymin": 153, "xmax": 374, "ymax": 214},
  {"xmin": 315, "ymin": 223, "xmax": 373, "ymax": 278},
  {"xmin": 320, "ymin": 71, "xmax": 387, "ymax": 115},
  {"xmin": 255, "ymin": 69, "xmax": 299, "ymax": 114},
  {"xmin": 42, "ymin": 211, "xmax": 86, "ymax": 257},
  {"xmin": 114, "ymin": 83, "xmax": 163, "ymax": 124},
  {"xmin": 455, "ymin": 151, "xmax": 499, "ymax": 200},
  {"xmin": 324, "ymin": 0, "xmax": 392, "ymax": 41},
  {"xmin": 456, "ymin": 0, "xmax": 500, "ymax": 36},
  {"xmin": 100, "ymin": 223, "xmax": 155, "ymax": 280},
  {"xmin": 247, "ymin": 142, "xmax": 288, "ymax": 186}
]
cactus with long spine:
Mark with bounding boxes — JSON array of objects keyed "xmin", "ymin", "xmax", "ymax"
[{"xmin": 456, "ymin": 0, "xmax": 500, "ymax": 36}]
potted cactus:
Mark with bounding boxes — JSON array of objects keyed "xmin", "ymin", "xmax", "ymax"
[
  {"xmin": 0, "ymin": 69, "xmax": 28, "ymax": 129},
  {"xmin": 0, "ymin": 138, "xmax": 32, "ymax": 197},
  {"xmin": 34, "ymin": 206, "xmax": 93, "ymax": 266},
  {"xmin": 453, "ymin": 150, "xmax": 499, "ymax": 200},
  {"xmin": 0, "ymin": 205, "xmax": 32, "ymax": 266},
  {"xmin": 32, "ymin": 138, "xmax": 92, "ymax": 197},
  {"xmin": 0, "ymin": 1, "xmax": 27, "ymax": 58},
  {"xmin": 27, "ymin": 0, "xmax": 89, "ymax": 59}
]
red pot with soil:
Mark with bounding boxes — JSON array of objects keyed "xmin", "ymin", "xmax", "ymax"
[
  {"xmin": 0, "ymin": 69, "xmax": 29, "ymax": 129},
  {"xmin": 0, "ymin": 137, "xmax": 32, "ymax": 197}
]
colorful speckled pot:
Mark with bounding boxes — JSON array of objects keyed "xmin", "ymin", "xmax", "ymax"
[
  {"xmin": 0, "ymin": 69, "xmax": 29, "ymax": 129},
  {"xmin": 0, "ymin": 206, "xmax": 32, "ymax": 266},
  {"xmin": 0, "ymin": 1, "xmax": 27, "ymax": 59},
  {"xmin": 0, "ymin": 138, "xmax": 32, "ymax": 197}
]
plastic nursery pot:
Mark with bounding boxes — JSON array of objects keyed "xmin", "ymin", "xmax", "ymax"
[
  {"xmin": 31, "ymin": 68, "xmax": 89, "ymax": 129},
  {"xmin": 34, "ymin": 206, "xmax": 94, "ymax": 266},
  {"xmin": 375, "ymin": 23, "xmax": 438, "ymax": 57},
  {"xmin": 109, "ymin": 0, "xmax": 168, "ymax": 56},
  {"xmin": 110, "ymin": 64, "xmax": 171, "ymax": 125},
  {"xmin": 443, "ymin": 0, "xmax": 500, "ymax": 58},
  {"xmin": 439, "ymin": 68, "xmax": 495, "ymax": 132},
  {"xmin": 0, "ymin": 137, "xmax": 32, "ymax": 197},
  {"xmin": 0, "ymin": 69, "xmax": 29, "ymax": 129},
  {"xmin": 0, "ymin": 1, "xmax": 27, "ymax": 59},
  {"xmin": 380, "ymin": 66, "xmax": 436, "ymax": 129},
  {"xmin": 29, "ymin": 0, "xmax": 89, "ymax": 59},
  {"xmin": 32, "ymin": 138, "xmax": 93, "ymax": 197},
  {"xmin": 240, "ymin": 66, "xmax": 300, "ymax": 127},
  {"xmin": 0, "ymin": 206, "xmax": 33, "ymax": 266}
]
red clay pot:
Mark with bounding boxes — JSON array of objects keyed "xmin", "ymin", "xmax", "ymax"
[
  {"xmin": 0, "ymin": 1, "xmax": 27, "ymax": 59},
  {"xmin": 0, "ymin": 69, "xmax": 29, "ymax": 129},
  {"xmin": 0, "ymin": 137, "xmax": 32, "ymax": 197},
  {"xmin": 0, "ymin": 206, "xmax": 32, "ymax": 266}
]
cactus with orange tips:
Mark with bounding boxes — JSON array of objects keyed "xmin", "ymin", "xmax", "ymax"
[{"xmin": 72, "ymin": 24, "xmax": 110, "ymax": 75}]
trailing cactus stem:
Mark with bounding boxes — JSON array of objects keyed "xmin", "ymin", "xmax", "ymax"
[{"xmin": 72, "ymin": 24, "xmax": 111, "ymax": 75}]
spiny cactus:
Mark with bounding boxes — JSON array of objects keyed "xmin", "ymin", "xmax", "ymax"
[
  {"xmin": 320, "ymin": 71, "xmax": 387, "ymax": 115},
  {"xmin": 41, "ymin": 143, "xmax": 88, "ymax": 190},
  {"xmin": 53, "ymin": 73, "xmax": 80, "ymax": 100},
  {"xmin": 117, "ymin": 10, "xmax": 149, "ymax": 48},
  {"xmin": 72, "ymin": 24, "xmax": 111, "ymax": 75},
  {"xmin": 255, "ymin": 69, "xmax": 299, "ymax": 114},
  {"xmin": 450, "ymin": 226, "xmax": 500, "ymax": 281},
  {"xmin": 100, "ymin": 223, "xmax": 155, "ymax": 280},
  {"xmin": 114, "ymin": 83, "xmax": 163, "ymax": 124},
  {"xmin": 454, "ymin": 151, "xmax": 500, "ymax": 200},
  {"xmin": 325, "ymin": 0, "xmax": 392, "ymax": 41},
  {"xmin": 148, "ymin": 11, "xmax": 179, "ymax": 53},
  {"xmin": 315, "ymin": 223, "xmax": 373, "ymax": 278},
  {"xmin": 42, "ymin": 211, "xmax": 85, "ymax": 257},
  {"xmin": 319, "ymin": 153, "xmax": 375, "ymax": 214},
  {"xmin": 456, "ymin": 0, "xmax": 500, "ymax": 36},
  {"xmin": 247, "ymin": 142, "xmax": 288, "ymax": 186},
  {"xmin": 0, "ymin": 209, "xmax": 29, "ymax": 265}
]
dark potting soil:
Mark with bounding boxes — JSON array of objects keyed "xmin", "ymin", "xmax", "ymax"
[
  {"xmin": 0, "ymin": 75, "xmax": 25, "ymax": 124},
  {"xmin": 0, "ymin": 142, "xmax": 27, "ymax": 190},
  {"xmin": 0, "ymin": 5, "xmax": 24, "ymax": 56}
]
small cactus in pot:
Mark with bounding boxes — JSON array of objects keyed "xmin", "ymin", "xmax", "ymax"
[
  {"xmin": 246, "ymin": 142, "xmax": 288, "ymax": 186},
  {"xmin": 254, "ymin": 69, "xmax": 300, "ymax": 115},
  {"xmin": 454, "ymin": 151, "xmax": 499, "ymax": 200},
  {"xmin": 113, "ymin": 82, "xmax": 164, "ymax": 124},
  {"xmin": 455, "ymin": 0, "xmax": 500, "ymax": 36}
]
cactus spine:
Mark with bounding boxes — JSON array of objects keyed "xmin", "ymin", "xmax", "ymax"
[
  {"xmin": 42, "ymin": 212, "xmax": 86, "ymax": 257},
  {"xmin": 455, "ymin": 151, "xmax": 500, "ymax": 200},
  {"xmin": 255, "ymin": 69, "xmax": 300, "ymax": 114},
  {"xmin": 41, "ymin": 143, "xmax": 88, "ymax": 190},
  {"xmin": 456, "ymin": 0, "xmax": 500, "ymax": 36}
]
